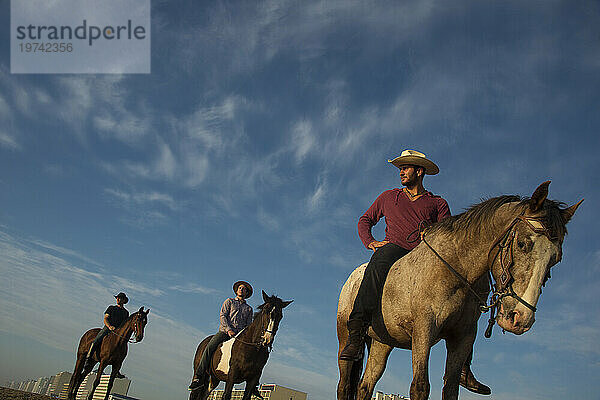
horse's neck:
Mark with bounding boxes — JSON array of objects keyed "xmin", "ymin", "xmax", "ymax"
[
  {"xmin": 445, "ymin": 204, "xmax": 521, "ymax": 282},
  {"xmin": 113, "ymin": 318, "xmax": 134, "ymax": 344},
  {"xmin": 241, "ymin": 312, "xmax": 267, "ymax": 342}
]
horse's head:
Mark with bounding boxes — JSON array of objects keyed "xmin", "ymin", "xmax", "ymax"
[
  {"xmin": 257, "ymin": 291, "xmax": 293, "ymax": 348},
  {"xmin": 493, "ymin": 181, "xmax": 582, "ymax": 335},
  {"xmin": 132, "ymin": 306, "xmax": 150, "ymax": 342}
]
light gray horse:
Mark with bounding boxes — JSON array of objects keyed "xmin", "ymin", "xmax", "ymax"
[{"xmin": 337, "ymin": 181, "xmax": 582, "ymax": 400}]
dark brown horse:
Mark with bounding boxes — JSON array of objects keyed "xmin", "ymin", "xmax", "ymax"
[
  {"xmin": 337, "ymin": 182, "xmax": 582, "ymax": 400},
  {"xmin": 189, "ymin": 292, "xmax": 292, "ymax": 400},
  {"xmin": 67, "ymin": 307, "xmax": 149, "ymax": 400}
]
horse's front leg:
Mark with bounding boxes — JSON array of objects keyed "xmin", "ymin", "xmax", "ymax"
[
  {"xmin": 88, "ymin": 361, "xmax": 107, "ymax": 400},
  {"xmin": 357, "ymin": 340, "xmax": 393, "ymax": 400},
  {"xmin": 221, "ymin": 378, "xmax": 235, "ymax": 400},
  {"xmin": 103, "ymin": 363, "xmax": 121, "ymax": 400},
  {"xmin": 410, "ymin": 324, "xmax": 434, "ymax": 400},
  {"xmin": 442, "ymin": 333, "xmax": 475, "ymax": 400},
  {"xmin": 241, "ymin": 376, "xmax": 260, "ymax": 400}
]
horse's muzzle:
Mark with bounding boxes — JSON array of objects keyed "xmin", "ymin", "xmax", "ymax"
[{"xmin": 497, "ymin": 304, "xmax": 535, "ymax": 335}]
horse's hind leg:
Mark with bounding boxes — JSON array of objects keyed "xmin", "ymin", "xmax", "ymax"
[
  {"xmin": 67, "ymin": 356, "xmax": 86, "ymax": 400},
  {"xmin": 337, "ymin": 314, "xmax": 364, "ymax": 400},
  {"xmin": 337, "ymin": 358, "xmax": 361, "ymax": 400},
  {"xmin": 356, "ymin": 341, "xmax": 393, "ymax": 400}
]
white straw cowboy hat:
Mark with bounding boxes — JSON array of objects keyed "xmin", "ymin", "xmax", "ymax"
[{"xmin": 388, "ymin": 149, "xmax": 440, "ymax": 175}]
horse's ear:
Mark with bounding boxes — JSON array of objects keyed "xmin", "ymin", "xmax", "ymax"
[
  {"xmin": 145, "ymin": 308, "xmax": 150, "ymax": 315},
  {"xmin": 262, "ymin": 290, "xmax": 269, "ymax": 303},
  {"xmin": 282, "ymin": 300, "xmax": 293, "ymax": 308},
  {"xmin": 562, "ymin": 199, "xmax": 583, "ymax": 223},
  {"xmin": 138, "ymin": 306, "xmax": 144, "ymax": 313},
  {"xmin": 530, "ymin": 181, "xmax": 551, "ymax": 212}
]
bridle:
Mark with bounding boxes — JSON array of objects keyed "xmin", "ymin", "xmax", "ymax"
[
  {"xmin": 420, "ymin": 210, "xmax": 559, "ymax": 338},
  {"xmin": 234, "ymin": 307, "xmax": 278, "ymax": 351},
  {"xmin": 109, "ymin": 312, "xmax": 144, "ymax": 343}
]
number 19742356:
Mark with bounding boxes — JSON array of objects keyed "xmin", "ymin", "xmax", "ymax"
[{"xmin": 19, "ymin": 42, "xmax": 73, "ymax": 52}]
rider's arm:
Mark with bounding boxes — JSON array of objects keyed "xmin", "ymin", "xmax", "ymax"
[
  {"xmin": 358, "ymin": 191, "xmax": 388, "ymax": 249},
  {"xmin": 436, "ymin": 198, "xmax": 451, "ymax": 221},
  {"xmin": 220, "ymin": 299, "xmax": 235, "ymax": 336},
  {"xmin": 103, "ymin": 313, "xmax": 114, "ymax": 330}
]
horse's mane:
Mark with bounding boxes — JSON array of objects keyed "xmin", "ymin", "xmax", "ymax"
[
  {"xmin": 427, "ymin": 195, "xmax": 568, "ymax": 239},
  {"xmin": 253, "ymin": 294, "xmax": 285, "ymax": 320}
]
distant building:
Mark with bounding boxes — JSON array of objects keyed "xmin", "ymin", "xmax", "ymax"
[
  {"xmin": 33, "ymin": 376, "xmax": 51, "ymax": 394},
  {"xmin": 74, "ymin": 372, "xmax": 131, "ymax": 400},
  {"xmin": 25, "ymin": 380, "xmax": 37, "ymax": 392},
  {"xmin": 45, "ymin": 374, "xmax": 58, "ymax": 395},
  {"xmin": 47, "ymin": 371, "xmax": 72, "ymax": 399},
  {"xmin": 372, "ymin": 391, "xmax": 409, "ymax": 400},
  {"xmin": 208, "ymin": 383, "xmax": 307, "ymax": 400}
]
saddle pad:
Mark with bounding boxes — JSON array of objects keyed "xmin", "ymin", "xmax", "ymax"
[{"xmin": 215, "ymin": 337, "xmax": 235, "ymax": 374}]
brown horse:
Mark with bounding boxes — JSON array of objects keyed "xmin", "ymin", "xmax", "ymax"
[
  {"xmin": 189, "ymin": 292, "xmax": 292, "ymax": 400},
  {"xmin": 337, "ymin": 182, "xmax": 582, "ymax": 400},
  {"xmin": 67, "ymin": 307, "xmax": 150, "ymax": 400}
]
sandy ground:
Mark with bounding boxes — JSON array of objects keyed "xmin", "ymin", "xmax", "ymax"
[{"xmin": 0, "ymin": 387, "xmax": 54, "ymax": 400}]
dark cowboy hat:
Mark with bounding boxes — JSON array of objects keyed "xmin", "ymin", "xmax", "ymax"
[
  {"xmin": 114, "ymin": 292, "xmax": 129, "ymax": 304},
  {"xmin": 233, "ymin": 281, "xmax": 253, "ymax": 298}
]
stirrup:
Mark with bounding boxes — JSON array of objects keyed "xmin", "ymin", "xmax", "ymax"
[{"xmin": 188, "ymin": 378, "xmax": 206, "ymax": 392}]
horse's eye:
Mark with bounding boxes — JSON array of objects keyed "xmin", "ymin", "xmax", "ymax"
[{"xmin": 517, "ymin": 240, "xmax": 526, "ymax": 250}]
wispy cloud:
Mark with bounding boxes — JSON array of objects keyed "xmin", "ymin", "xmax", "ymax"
[
  {"xmin": 307, "ymin": 175, "xmax": 328, "ymax": 213},
  {"xmin": 0, "ymin": 130, "xmax": 20, "ymax": 151},
  {"xmin": 168, "ymin": 283, "xmax": 221, "ymax": 295},
  {"xmin": 291, "ymin": 120, "xmax": 316, "ymax": 163},
  {"xmin": 105, "ymin": 188, "xmax": 180, "ymax": 212}
]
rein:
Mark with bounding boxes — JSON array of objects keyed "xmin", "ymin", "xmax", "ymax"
[
  {"xmin": 110, "ymin": 329, "xmax": 137, "ymax": 343},
  {"xmin": 419, "ymin": 212, "xmax": 551, "ymax": 338},
  {"xmin": 233, "ymin": 313, "xmax": 275, "ymax": 351},
  {"xmin": 109, "ymin": 315, "xmax": 142, "ymax": 343}
]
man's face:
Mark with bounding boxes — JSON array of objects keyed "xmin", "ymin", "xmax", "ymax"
[
  {"xmin": 398, "ymin": 165, "xmax": 421, "ymax": 186},
  {"xmin": 116, "ymin": 297, "xmax": 125, "ymax": 306},
  {"xmin": 236, "ymin": 284, "xmax": 249, "ymax": 299}
]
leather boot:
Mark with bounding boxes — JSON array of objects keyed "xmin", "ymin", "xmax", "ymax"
[
  {"xmin": 460, "ymin": 364, "xmax": 491, "ymax": 395},
  {"xmin": 339, "ymin": 319, "xmax": 367, "ymax": 361},
  {"xmin": 83, "ymin": 344, "xmax": 98, "ymax": 370},
  {"xmin": 188, "ymin": 372, "xmax": 207, "ymax": 391}
]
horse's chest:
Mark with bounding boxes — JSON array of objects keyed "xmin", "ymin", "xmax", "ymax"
[{"xmin": 215, "ymin": 339, "xmax": 235, "ymax": 375}]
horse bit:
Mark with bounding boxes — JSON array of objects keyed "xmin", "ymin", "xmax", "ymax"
[{"xmin": 420, "ymin": 211, "xmax": 557, "ymax": 338}]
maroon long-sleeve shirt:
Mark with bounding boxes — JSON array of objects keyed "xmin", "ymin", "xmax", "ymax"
[{"xmin": 358, "ymin": 188, "xmax": 451, "ymax": 250}]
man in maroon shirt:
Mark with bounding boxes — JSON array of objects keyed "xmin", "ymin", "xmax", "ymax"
[{"xmin": 339, "ymin": 150, "xmax": 490, "ymax": 395}]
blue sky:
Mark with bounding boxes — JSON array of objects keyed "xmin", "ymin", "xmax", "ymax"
[{"xmin": 1, "ymin": 1, "xmax": 599, "ymax": 399}]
